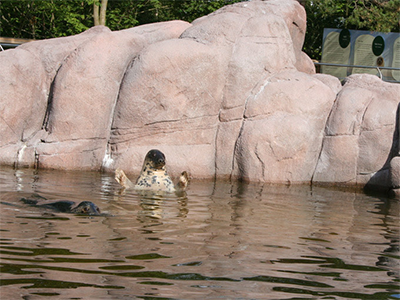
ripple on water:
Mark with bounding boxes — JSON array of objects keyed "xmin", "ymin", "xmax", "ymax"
[{"xmin": 0, "ymin": 167, "xmax": 399, "ymax": 299}]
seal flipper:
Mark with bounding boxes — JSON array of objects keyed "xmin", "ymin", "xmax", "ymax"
[
  {"xmin": 176, "ymin": 171, "xmax": 189, "ymax": 192},
  {"xmin": 115, "ymin": 168, "xmax": 135, "ymax": 189}
]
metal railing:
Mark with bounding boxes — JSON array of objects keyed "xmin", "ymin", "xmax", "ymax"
[
  {"xmin": 0, "ymin": 37, "xmax": 36, "ymax": 51},
  {"xmin": 314, "ymin": 62, "xmax": 400, "ymax": 83}
]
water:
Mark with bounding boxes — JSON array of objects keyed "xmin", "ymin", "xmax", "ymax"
[{"xmin": 0, "ymin": 167, "xmax": 399, "ymax": 299}]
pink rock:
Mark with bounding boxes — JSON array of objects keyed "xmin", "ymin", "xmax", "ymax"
[
  {"xmin": 232, "ymin": 70, "xmax": 336, "ymax": 183},
  {"xmin": 106, "ymin": 37, "xmax": 224, "ymax": 177},
  {"xmin": 122, "ymin": 20, "xmax": 191, "ymax": 44},
  {"xmin": 312, "ymin": 73, "xmax": 342, "ymax": 95},
  {"xmin": 313, "ymin": 74, "xmax": 400, "ymax": 188},
  {"xmin": 33, "ymin": 30, "xmax": 146, "ymax": 170},
  {"xmin": 0, "ymin": 48, "xmax": 47, "ymax": 168},
  {"xmin": 19, "ymin": 26, "xmax": 111, "ymax": 86},
  {"xmin": 0, "ymin": 26, "xmax": 112, "ymax": 168},
  {"xmin": 0, "ymin": 49, "xmax": 47, "ymax": 146},
  {"xmin": 0, "ymin": 1, "xmax": 398, "ymax": 193},
  {"xmin": 8, "ymin": 21, "xmax": 190, "ymax": 170},
  {"xmin": 390, "ymin": 157, "xmax": 400, "ymax": 188}
]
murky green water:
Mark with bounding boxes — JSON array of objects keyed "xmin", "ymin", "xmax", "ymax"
[{"xmin": 0, "ymin": 167, "xmax": 399, "ymax": 299}]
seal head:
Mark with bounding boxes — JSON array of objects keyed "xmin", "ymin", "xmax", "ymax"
[
  {"xmin": 70, "ymin": 201, "xmax": 101, "ymax": 215},
  {"xmin": 144, "ymin": 149, "xmax": 166, "ymax": 170}
]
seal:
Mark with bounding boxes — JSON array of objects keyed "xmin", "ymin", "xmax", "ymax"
[
  {"xmin": 21, "ymin": 193, "xmax": 101, "ymax": 216},
  {"xmin": 115, "ymin": 149, "xmax": 189, "ymax": 193}
]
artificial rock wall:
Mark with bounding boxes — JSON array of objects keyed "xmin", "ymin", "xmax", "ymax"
[{"xmin": 1, "ymin": 0, "xmax": 399, "ymax": 192}]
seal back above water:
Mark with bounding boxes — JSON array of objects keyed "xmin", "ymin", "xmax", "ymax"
[{"xmin": 20, "ymin": 193, "xmax": 101, "ymax": 215}]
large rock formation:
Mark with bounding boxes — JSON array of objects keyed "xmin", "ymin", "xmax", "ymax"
[
  {"xmin": 313, "ymin": 74, "xmax": 399, "ymax": 191},
  {"xmin": 0, "ymin": 0, "xmax": 399, "ymax": 193}
]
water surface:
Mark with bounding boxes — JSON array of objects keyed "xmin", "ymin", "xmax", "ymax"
[{"xmin": 0, "ymin": 167, "xmax": 399, "ymax": 299}]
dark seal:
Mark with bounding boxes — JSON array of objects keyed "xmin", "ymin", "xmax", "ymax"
[{"xmin": 21, "ymin": 193, "xmax": 101, "ymax": 216}]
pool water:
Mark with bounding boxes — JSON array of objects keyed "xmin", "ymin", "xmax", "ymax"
[{"xmin": 0, "ymin": 167, "xmax": 399, "ymax": 299}]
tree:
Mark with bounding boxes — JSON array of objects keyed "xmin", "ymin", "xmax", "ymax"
[
  {"xmin": 0, "ymin": 0, "xmax": 241, "ymax": 39},
  {"xmin": 0, "ymin": 0, "xmax": 92, "ymax": 39},
  {"xmin": 93, "ymin": 0, "xmax": 108, "ymax": 26},
  {"xmin": 346, "ymin": 0, "xmax": 400, "ymax": 32},
  {"xmin": 1, "ymin": 0, "xmax": 398, "ymax": 59},
  {"xmin": 302, "ymin": 0, "xmax": 400, "ymax": 60}
]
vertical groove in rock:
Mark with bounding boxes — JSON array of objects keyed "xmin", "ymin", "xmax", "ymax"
[{"xmin": 101, "ymin": 55, "xmax": 140, "ymax": 171}]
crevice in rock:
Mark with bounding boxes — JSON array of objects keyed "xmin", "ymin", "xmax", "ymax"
[
  {"xmin": 145, "ymin": 114, "xmax": 218, "ymax": 126},
  {"xmin": 310, "ymin": 92, "xmax": 339, "ymax": 184},
  {"xmin": 213, "ymin": 124, "xmax": 221, "ymax": 182},
  {"xmin": 41, "ymin": 78, "xmax": 55, "ymax": 133},
  {"xmin": 216, "ymin": 14, "xmax": 253, "ymax": 180},
  {"xmin": 254, "ymin": 145, "xmax": 265, "ymax": 180},
  {"xmin": 229, "ymin": 73, "xmax": 272, "ymax": 180},
  {"xmin": 231, "ymin": 118, "xmax": 246, "ymax": 181},
  {"xmin": 375, "ymin": 103, "xmax": 399, "ymax": 170},
  {"xmin": 41, "ymin": 52, "xmax": 74, "ymax": 134},
  {"xmin": 310, "ymin": 133, "xmax": 326, "ymax": 184},
  {"xmin": 40, "ymin": 137, "xmax": 106, "ymax": 145},
  {"xmin": 101, "ymin": 54, "xmax": 141, "ymax": 171},
  {"xmin": 359, "ymin": 96, "xmax": 374, "ymax": 132},
  {"xmin": 355, "ymin": 96, "xmax": 375, "ymax": 180}
]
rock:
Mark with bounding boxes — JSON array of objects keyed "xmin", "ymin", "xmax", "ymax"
[
  {"xmin": 123, "ymin": 20, "xmax": 191, "ymax": 44},
  {"xmin": 0, "ymin": 48, "xmax": 48, "ymax": 168},
  {"xmin": 107, "ymin": 37, "xmax": 224, "ymax": 177},
  {"xmin": 232, "ymin": 70, "xmax": 335, "ymax": 183},
  {"xmin": 390, "ymin": 156, "xmax": 400, "ymax": 189},
  {"xmin": 312, "ymin": 73, "xmax": 342, "ymax": 95},
  {"xmin": 0, "ymin": 21, "xmax": 190, "ymax": 170},
  {"xmin": 313, "ymin": 74, "xmax": 400, "ymax": 189},
  {"xmin": 19, "ymin": 26, "xmax": 111, "ymax": 87},
  {"xmin": 0, "ymin": 26, "xmax": 112, "ymax": 168},
  {"xmin": 105, "ymin": 0, "xmax": 311, "ymax": 178},
  {"xmin": 0, "ymin": 1, "xmax": 399, "ymax": 193},
  {"xmin": 38, "ymin": 30, "xmax": 147, "ymax": 170},
  {"xmin": 0, "ymin": 49, "xmax": 47, "ymax": 146}
]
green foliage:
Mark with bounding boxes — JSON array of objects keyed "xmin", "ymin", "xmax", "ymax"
[
  {"xmin": 157, "ymin": 0, "xmax": 238, "ymax": 23},
  {"xmin": 0, "ymin": 0, "xmax": 93, "ymax": 39},
  {"xmin": 0, "ymin": 0, "xmax": 240, "ymax": 39},
  {"xmin": 346, "ymin": 0, "xmax": 400, "ymax": 32},
  {"xmin": 1, "ymin": 0, "xmax": 398, "ymax": 61},
  {"xmin": 303, "ymin": 0, "xmax": 400, "ymax": 60}
]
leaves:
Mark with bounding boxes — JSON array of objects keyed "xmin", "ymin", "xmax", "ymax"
[
  {"xmin": 0, "ymin": 0, "xmax": 241, "ymax": 39},
  {"xmin": 0, "ymin": 0, "xmax": 93, "ymax": 39},
  {"xmin": 346, "ymin": 0, "xmax": 400, "ymax": 32},
  {"xmin": 1, "ymin": 0, "xmax": 398, "ymax": 60},
  {"xmin": 302, "ymin": 0, "xmax": 400, "ymax": 60}
]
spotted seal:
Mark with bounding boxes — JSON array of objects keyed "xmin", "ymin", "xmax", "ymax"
[
  {"xmin": 115, "ymin": 149, "xmax": 189, "ymax": 193},
  {"xmin": 21, "ymin": 193, "xmax": 101, "ymax": 216}
]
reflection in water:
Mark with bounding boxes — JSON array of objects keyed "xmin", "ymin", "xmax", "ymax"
[{"xmin": 0, "ymin": 167, "xmax": 399, "ymax": 299}]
